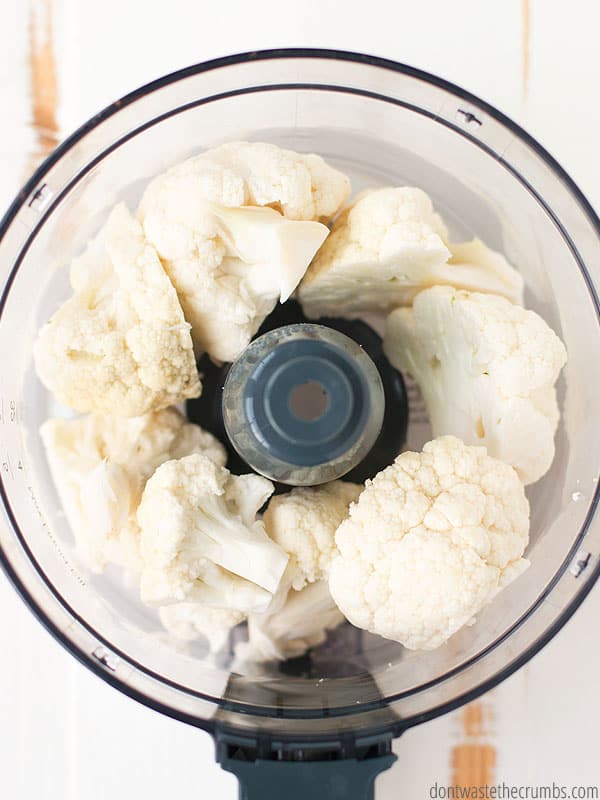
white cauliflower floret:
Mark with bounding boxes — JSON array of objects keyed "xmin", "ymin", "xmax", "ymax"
[
  {"xmin": 236, "ymin": 580, "xmax": 344, "ymax": 663},
  {"xmin": 138, "ymin": 454, "xmax": 289, "ymax": 613},
  {"xmin": 138, "ymin": 141, "xmax": 349, "ymax": 362},
  {"xmin": 298, "ymin": 188, "xmax": 523, "ymax": 318},
  {"xmin": 263, "ymin": 481, "xmax": 361, "ymax": 590},
  {"xmin": 329, "ymin": 436, "xmax": 530, "ymax": 650},
  {"xmin": 158, "ymin": 603, "xmax": 245, "ymax": 652},
  {"xmin": 146, "ymin": 141, "xmax": 351, "ymax": 223},
  {"xmin": 236, "ymin": 479, "xmax": 358, "ymax": 662},
  {"xmin": 34, "ymin": 203, "xmax": 201, "ymax": 415},
  {"xmin": 383, "ymin": 286, "xmax": 567, "ymax": 484},
  {"xmin": 40, "ymin": 408, "xmax": 226, "ymax": 573}
]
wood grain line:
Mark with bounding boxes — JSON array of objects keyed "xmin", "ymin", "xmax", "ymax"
[
  {"xmin": 28, "ymin": 0, "xmax": 58, "ymax": 169},
  {"xmin": 451, "ymin": 702, "xmax": 497, "ymax": 797},
  {"xmin": 522, "ymin": 0, "xmax": 531, "ymax": 99}
]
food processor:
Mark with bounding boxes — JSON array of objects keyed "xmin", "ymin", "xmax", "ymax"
[{"xmin": 1, "ymin": 49, "xmax": 599, "ymax": 798}]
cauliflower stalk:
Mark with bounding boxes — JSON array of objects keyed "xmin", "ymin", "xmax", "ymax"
[
  {"xmin": 236, "ymin": 580, "xmax": 345, "ymax": 662},
  {"xmin": 383, "ymin": 286, "xmax": 567, "ymax": 484},
  {"xmin": 329, "ymin": 435, "xmax": 530, "ymax": 650},
  {"xmin": 231, "ymin": 481, "xmax": 359, "ymax": 662},
  {"xmin": 34, "ymin": 203, "xmax": 201, "ymax": 416},
  {"xmin": 298, "ymin": 187, "xmax": 523, "ymax": 318},
  {"xmin": 212, "ymin": 204, "xmax": 329, "ymax": 304},
  {"xmin": 41, "ymin": 408, "xmax": 226, "ymax": 572},
  {"xmin": 138, "ymin": 141, "xmax": 350, "ymax": 362},
  {"xmin": 138, "ymin": 454, "xmax": 289, "ymax": 613},
  {"xmin": 263, "ymin": 481, "xmax": 362, "ymax": 590},
  {"xmin": 158, "ymin": 603, "xmax": 245, "ymax": 652}
]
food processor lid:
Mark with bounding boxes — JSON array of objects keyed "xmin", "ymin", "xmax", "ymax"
[{"xmin": 0, "ymin": 49, "xmax": 599, "ymax": 755}]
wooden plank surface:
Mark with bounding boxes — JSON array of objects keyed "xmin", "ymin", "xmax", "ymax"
[{"xmin": 1, "ymin": 1, "xmax": 599, "ymax": 797}]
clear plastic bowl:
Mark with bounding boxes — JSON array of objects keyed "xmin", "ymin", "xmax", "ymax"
[{"xmin": 0, "ymin": 50, "xmax": 599, "ymax": 747}]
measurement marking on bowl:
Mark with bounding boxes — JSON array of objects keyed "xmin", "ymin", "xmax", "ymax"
[
  {"xmin": 27, "ymin": 182, "xmax": 54, "ymax": 213},
  {"xmin": 456, "ymin": 108, "xmax": 483, "ymax": 127},
  {"xmin": 26, "ymin": 483, "xmax": 87, "ymax": 587},
  {"xmin": 2, "ymin": 455, "xmax": 14, "ymax": 480},
  {"xmin": 0, "ymin": 397, "xmax": 19, "ymax": 425},
  {"xmin": 92, "ymin": 647, "xmax": 120, "ymax": 672},
  {"xmin": 569, "ymin": 550, "xmax": 592, "ymax": 578}
]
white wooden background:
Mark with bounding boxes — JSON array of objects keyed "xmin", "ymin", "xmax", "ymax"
[{"xmin": 1, "ymin": 1, "xmax": 599, "ymax": 797}]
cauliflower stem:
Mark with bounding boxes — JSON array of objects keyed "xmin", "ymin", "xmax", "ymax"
[{"xmin": 138, "ymin": 454, "xmax": 289, "ymax": 612}]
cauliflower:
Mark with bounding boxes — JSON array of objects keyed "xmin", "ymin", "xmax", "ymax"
[
  {"xmin": 40, "ymin": 408, "xmax": 226, "ymax": 572},
  {"xmin": 236, "ymin": 580, "xmax": 345, "ymax": 662},
  {"xmin": 446, "ymin": 238, "xmax": 524, "ymax": 303},
  {"xmin": 34, "ymin": 203, "xmax": 201, "ymax": 416},
  {"xmin": 141, "ymin": 141, "xmax": 350, "ymax": 224},
  {"xmin": 297, "ymin": 188, "xmax": 523, "ymax": 318},
  {"xmin": 137, "ymin": 454, "xmax": 289, "ymax": 613},
  {"xmin": 383, "ymin": 286, "xmax": 567, "ymax": 484},
  {"xmin": 263, "ymin": 481, "xmax": 362, "ymax": 590},
  {"xmin": 158, "ymin": 603, "xmax": 245, "ymax": 652},
  {"xmin": 237, "ymin": 479, "xmax": 359, "ymax": 662},
  {"xmin": 138, "ymin": 141, "xmax": 349, "ymax": 362},
  {"xmin": 329, "ymin": 436, "xmax": 530, "ymax": 650}
]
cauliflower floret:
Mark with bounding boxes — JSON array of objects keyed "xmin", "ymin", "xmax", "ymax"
[
  {"xmin": 40, "ymin": 408, "xmax": 226, "ymax": 573},
  {"xmin": 329, "ymin": 436, "xmax": 530, "ymax": 650},
  {"xmin": 144, "ymin": 141, "xmax": 350, "ymax": 223},
  {"xmin": 237, "ymin": 479, "xmax": 359, "ymax": 662},
  {"xmin": 158, "ymin": 603, "xmax": 245, "ymax": 652},
  {"xmin": 263, "ymin": 481, "xmax": 362, "ymax": 590},
  {"xmin": 298, "ymin": 188, "xmax": 523, "ymax": 318},
  {"xmin": 236, "ymin": 580, "xmax": 344, "ymax": 663},
  {"xmin": 383, "ymin": 286, "xmax": 567, "ymax": 484},
  {"xmin": 138, "ymin": 454, "xmax": 289, "ymax": 613},
  {"xmin": 34, "ymin": 203, "xmax": 201, "ymax": 416},
  {"xmin": 138, "ymin": 141, "xmax": 349, "ymax": 362}
]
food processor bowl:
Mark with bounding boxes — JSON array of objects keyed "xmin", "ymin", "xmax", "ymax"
[{"xmin": 1, "ymin": 50, "xmax": 599, "ymax": 798}]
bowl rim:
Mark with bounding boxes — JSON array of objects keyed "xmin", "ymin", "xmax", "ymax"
[
  {"xmin": 2, "ymin": 48, "xmax": 599, "ymax": 247},
  {"xmin": 1, "ymin": 47, "xmax": 599, "ymax": 740}
]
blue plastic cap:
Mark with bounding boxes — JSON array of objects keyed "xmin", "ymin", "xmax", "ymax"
[{"xmin": 223, "ymin": 324, "xmax": 385, "ymax": 486}]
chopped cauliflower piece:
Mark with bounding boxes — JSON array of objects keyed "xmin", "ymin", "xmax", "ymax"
[
  {"xmin": 329, "ymin": 436, "xmax": 530, "ymax": 650},
  {"xmin": 34, "ymin": 204, "xmax": 200, "ymax": 416},
  {"xmin": 212, "ymin": 204, "xmax": 329, "ymax": 303},
  {"xmin": 236, "ymin": 580, "xmax": 344, "ymax": 662},
  {"xmin": 237, "ymin": 479, "xmax": 358, "ymax": 663},
  {"xmin": 41, "ymin": 408, "xmax": 226, "ymax": 572},
  {"xmin": 383, "ymin": 286, "xmax": 567, "ymax": 484},
  {"xmin": 298, "ymin": 188, "xmax": 523, "ymax": 318},
  {"xmin": 138, "ymin": 454, "xmax": 288, "ymax": 613},
  {"xmin": 158, "ymin": 603, "xmax": 245, "ymax": 651},
  {"xmin": 263, "ymin": 481, "xmax": 362, "ymax": 590},
  {"xmin": 138, "ymin": 141, "xmax": 349, "ymax": 361},
  {"xmin": 446, "ymin": 238, "xmax": 523, "ymax": 303}
]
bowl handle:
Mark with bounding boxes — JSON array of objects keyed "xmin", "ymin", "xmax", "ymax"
[{"xmin": 218, "ymin": 740, "xmax": 397, "ymax": 799}]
